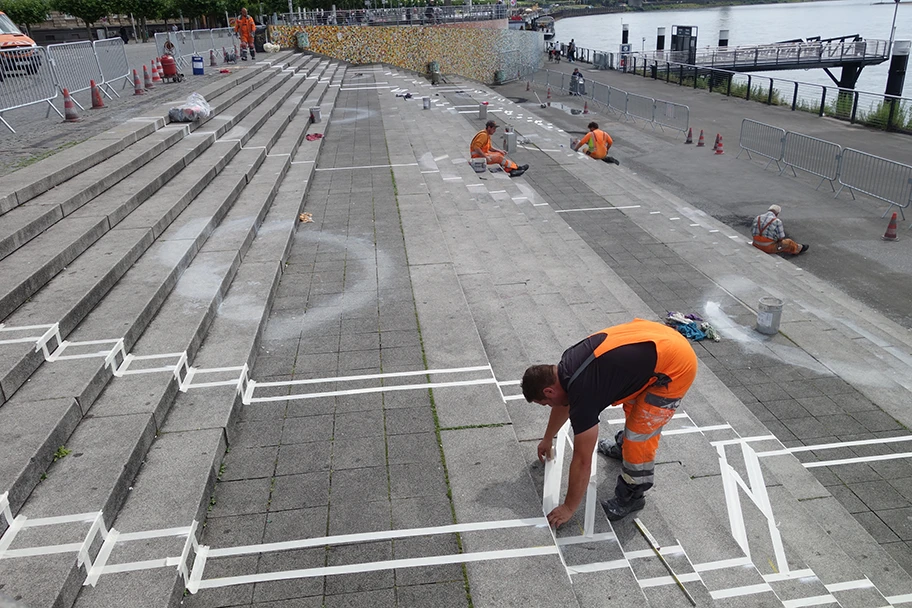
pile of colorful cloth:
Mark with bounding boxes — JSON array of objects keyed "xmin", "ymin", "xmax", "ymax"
[{"xmin": 664, "ymin": 312, "xmax": 721, "ymax": 342}]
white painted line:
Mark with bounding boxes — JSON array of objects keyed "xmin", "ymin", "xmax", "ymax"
[
  {"xmin": 196, "ymin": 546, "xmax": 559, "ymax": 590},
  {"xmin": 290, "ymin": 160, "xmax": 316, "ymax": 165},
  {"xmin": 315, "ymin": 163, "xmax": 418, "ymax": 171},
  {"xmin": 532, "ymin": 203, "xmax": 549, "ymax": 207},
  {"xmin": 512, "ymin": 197, "xmax": 529, "ymax": 201},
  {"xmin": 566, "ymin": 559, "xmax": 629, "ymax": 574},
  {"xmin": 489, "ymin": 190, "xmax": 507, "ymax": 194},
  {"xmin": 664, "ymin": 424, "xmax": 732, "ymax": 436},
  {"xmin": 887, "ymin": 592, "xmax": 912, "ymax": 604},
  {"xmin": 693, "ymin": 556, "xmax": 753, "ymax": 571},
  {"xmin": 763, "ymin": 568, "xmax": 816, "ymax": 582},
  {"xmin": 503, "ymin": 394, "xmax": 526, "ymax": 401},
  {"xmin": 556, "ymin": 532, "xmax": 617, "ymax": 546},
  {"xmin": 710, "ymin": 583, "xmax": 774, "ymax": 599},
  {"xmin": 638, "ymin": 572, "xmax": 702, "ymax": 588},
  {"xmin": 709, "ymin": 229, "xmax": 720, "ymax": 233},
  {"xmin": 804, "ymin": 452, "xmax": 912, "ymax": 468},
  {"xmin": 249, "ymin": 378, "xmax": 498, "ymax": 403},
  {"xmin": 443, "ymin": 177, "xmax": 463, "ymax": 181},
  {"xmin": 420, "ymin": 170, "xmax": 440, "ymax": 174},
  {"xmin": 712, "ymin": 435, "xmax": 778, "ymax": 447},
  {"xmin": 650, "ymin": 211, "xmax": 662, "ymax": 215},
  {"xmin": 255, "ymin": 365, "xmax": 491, "ymax": 387},
  {"xmin": 690, "ymin": 223, "xmax": 700, "ymax": 227},
  {"xmin": 434, "ymin": 155, "xmax": 449, "ymax": 161},
  {"xmin": 781, "ymin": 595, "xmax": 837, "ymax": 608},
  {"xmin": 825, "ymin": 579, "xmax": 875, "ymax": 592},
  {"xmin": 555, "ymin": 206, "xmax": 641, "ymax": 213},
  {"xmin": 670, "ymin": 217, "xmax": 680, "ymax": 221},
  {"xmin": 758, "ymin": 434, "xmax": 912, "ymax": 456},
  {"xmin": 625, "ymin": 545, "xmax": 683, "ymax": 559},
  {"xmin": 729, "ymin": 235, "xmax": 742, "ymax": 239}
]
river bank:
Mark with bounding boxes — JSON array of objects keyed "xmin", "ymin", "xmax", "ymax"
[{"xmin": 551, "ymin": 0, "xmax": 827, "ymax": 21}]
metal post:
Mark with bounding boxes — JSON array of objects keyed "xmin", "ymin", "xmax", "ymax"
[
  {"xmin": 767, "ymin": 78, "xmax": 774, "ymax": 105},
  {"xmin": 746, "ymin": 75, "xmax": 752, "ymax": 101},
  {"xmin": 819, "ymin": 86, "xmax": 826, "ymax": 116},
  {"xmin": 792, "ymin": 81, "xmax": 799, "ymax": 110},
  {"xmin": 850, "ymin": 91, "xmax": 860, "ymax": 123}
]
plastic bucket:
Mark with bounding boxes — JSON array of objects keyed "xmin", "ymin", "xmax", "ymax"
[
  {"xmin": 756, "ymin": 296, "xmax": 783, "ymax": 335},
  {"xmin": 310, "ymin": 107, "xmax": 321, "ymax": 123},
  {"xmin": 192, "ymin": 55, "xmax": 204, "ymax": 75},
  {"xmin": 471, "ymin": 157, "xmax": 487, "ymax": 173},
  {"xmin": 422, "ymin": 96, "xmax": 430, "ymax": 110},
  {"xmin": 478, "ymin": 103, "xmax": 487, "ymax": 120}
]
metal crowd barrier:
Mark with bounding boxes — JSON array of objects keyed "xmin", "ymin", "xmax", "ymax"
[
  {"xmin": 47, "ymin": 40, "xmax": 103, "ymax": 108},
  {"xmin": 837, "ymin": 149, "xmax": 912, "ymax": 220},
  {"xmin": 737, "ymin": 119, "xmax": 912, "ymax": 219},
  {"xmin": 93, "ymin": 38, "xmax": 130, "ymax": 95},
  {"xmin": 626, "ymin": 93, "xmax": 655, "ymax": 124},
  {"xmin": 212, "ymin": 28, "xmax": 236, "ymax": 58},
  {"xmin": 654, "ymin": 100, "xmax": 689, "ymax": 133},
  {"xmin": 780, "ymin": 132, "xmax": 841, "ymax": 191},
  {"xmin": 608, "ymin": 88, "xmax": 627, "ymax": 116},
  {"xmin": 0, "ymin": 47, "xmax": 62, "ymax": 133},
  {"xmin": 736, "ymin": 119, "xmax": 785, "ymax": 170}
]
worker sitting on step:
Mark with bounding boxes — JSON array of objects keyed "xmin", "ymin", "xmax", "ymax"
[
  {"xmin": 751, "ymin": 204, "xmax": 808, "ymax": 255},
  {"xmin": 572, "ymin": 122, "xmax": 620, "ymax": 165},
  {"xmin": 471, "ymin": 120, "xmax": 529, "ymax": 178}
]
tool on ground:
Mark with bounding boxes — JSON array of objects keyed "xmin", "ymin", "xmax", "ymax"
[
  {"xmin": 533, "ymin": 91, "xmax": 546, "ymax": 108},
  {"xmin": 684, "ymin": 127, "xmax": 693, "ymax": 144},
  {"xmin": 633, "ymin": 518, "xmax": 697, "ymax": 606},
  {"xmin": 883, "ymin": 211, "xmax": 899, "ymax": 241}
]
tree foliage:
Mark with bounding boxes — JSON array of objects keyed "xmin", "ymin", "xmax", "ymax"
[
  {"xmin": 0, "ymin": 0, "xmax": 51, "ymax": 29},
  {"xmin": 51, "ymin": 0, "xmax": 108, "ymax": 37}
]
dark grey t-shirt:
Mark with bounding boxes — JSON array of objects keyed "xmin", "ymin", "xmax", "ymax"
[{"xmin": 557, "ymin": 333, "xmax": 658, "ymax": 434}]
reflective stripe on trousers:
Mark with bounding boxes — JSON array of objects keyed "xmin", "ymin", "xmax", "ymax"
[{"xmin": 620, "ymin": 391, "xmax": 681, "ymax": 486}]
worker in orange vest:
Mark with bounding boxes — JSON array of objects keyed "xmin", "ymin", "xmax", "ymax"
[
  {"xmin": 752, "ymin": 204, "xmax": 808, "ymax": 255},
  {"xmin": 470, "ymin": 120, "xmax": 529, "ymax": 177},
  {"xmin": 572, "ymin": 121, "xmax": 620, "ymax": 165},
  {"xmin": 522, "ymin": 319, "xmax": 698, "ymax": 524},
  {"xmin": 234, "ymin": 7, "xmax": 257, "ymax": 61}
]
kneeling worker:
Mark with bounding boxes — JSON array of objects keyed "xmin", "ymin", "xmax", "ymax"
[
  {"xmin": 522, "ymin": 319, "xmax": 698, "ymax": 525},
  {"xmin": 572, "ymin": 122, "xmax": 620, "ymax": 165},
  {"xmin": 752, "ymin": 204, "xmax": 808, "ymax": 255},
  {"xmin": 471, "ymin": 120, "xmax": 529, "ymax": 177}
]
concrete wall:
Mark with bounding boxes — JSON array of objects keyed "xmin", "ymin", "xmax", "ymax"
[{"xmin": 271, "ymin": 23, "xmax": 544, "ymax": 84}]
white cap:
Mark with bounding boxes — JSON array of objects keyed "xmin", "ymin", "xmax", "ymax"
[{"xmin": 769, "ymin": 204, "xmax": 781, "ymax": 215}]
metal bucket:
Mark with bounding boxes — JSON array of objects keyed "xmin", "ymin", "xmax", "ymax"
[
  {"xmin": 471, "ymin": 157, "xmax": 487, "ymax": 173},
  {"xmin": 310, "ymin": 106, "xmax": 321, "ymax": 123},
  {"xmin": 756, "ymin": 296, "xmax": 784, "ymax": 335}
]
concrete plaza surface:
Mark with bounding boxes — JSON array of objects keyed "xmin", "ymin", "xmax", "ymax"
[{"xmin": 1, "ymin": 48, "xmax": 912, "ymax": 608}]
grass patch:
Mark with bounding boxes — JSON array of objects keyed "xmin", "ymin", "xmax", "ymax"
[{"xmin": 14, "ymin": 139, "xmax": 84, "ymax": 170}]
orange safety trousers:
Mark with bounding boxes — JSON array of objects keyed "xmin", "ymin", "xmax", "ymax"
[
  {"xmin": 472, "ymin": 150, "xmax": 518, "ymax": 172},
  {"xmin": 752, "ymin": 216, "xmax": 802, "ymax": 255},
  {"xmin": 592, "ymin": 319, "xmax": 698, "ymax": 492}
]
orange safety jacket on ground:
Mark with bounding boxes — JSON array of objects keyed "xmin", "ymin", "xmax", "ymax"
[
  {"xmin": 578, "ymin": 129, "xmax": 612, "ymax": 160},
  {"xmin": 235, "ymin": 15, "xmax": 256, "ymax": 44},
  {"xmin": 752, "ymin": 214, "xmax": 779, "ymax": 254}
]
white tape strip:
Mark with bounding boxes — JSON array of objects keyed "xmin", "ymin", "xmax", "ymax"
[
  {"xmin": 887, "ymin": 592, "xmax": 912, "ymax": 604},
  {"xmin": 664, "ymin": 424, "xmax": 732, "ymax": 436},
  {"xmin": 763, "ymin": 568, "xmax": 816, "ymax": 582},
  {"xmin": 197, "ymin": 546, "xmax": 559, "ymax": 590},
  {"xmin": 825, "ymin": 579, "xmax": 875, "ymax": 592},
  {"xmin": 712, "ymin": 435, "xmax": 779, "ymax": 447},
  {"xmin": 315, "ymin": 163, "xmax": 418, "ymax": 171},
  {"xmin": 758, "ymin": 434, "xmax": 912, "ymax": 456},
  {"xmin": 248, "ymin": 377, "xmax": 498, "ymax": 403},
  {"xmin": 781, "ymin": 595, "xmax": 837, "ymax": 608},
  {"xmin": 805, "ymin": 452, "xmax": 912, "ymax": 468},
  {"xmin": 556, "ymin": 532, "xmax": 617, "ymax": 546},
  {"xmin": 710, "ymin": 583, "xmax": 774, "ymax": 599},
  {"xmin": 693, "ymin": 556, "xmax": 752, "ymax": 571},
  {"xmin": 638, "ymin": 571, "xmax": 702, "ymax": 588},
  {"xmin": 625, "ymin": 545, "xmax": 683, "ymax": 560},
  {"xmin": 254, "ymin": 365, "xmax": 491, "ymax": 387},
  {"xmin": 566, "ymin": 559, "xmax": 630, "ymax": 574},
  {"xmin": 554, "ymin": 206, "xmax": 642, "ymax": 213}
]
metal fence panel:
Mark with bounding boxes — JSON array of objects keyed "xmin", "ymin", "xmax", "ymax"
[
  {"xmin": 0, "ymin": 47, "xmax": 61, "ymax": 133},
  {"xmin": 191, "ymin": 29, "xmax": 215, "ymax": 55},
  {"xmin": 93, "ymin": 38, "xmax": 130, "ymax": 93},
  {"xmin": 838, "ymin": 148, "xmax": 912, "ymax": 217},
  {"xmin": 780, "ymin": 131, "xmax": 841, "ymax": 189},
  {"xmin": 653, "ymin": 100, "xmax": 688, "ymax": 133},
  {"xmin": 212, "ymin": 28, "xmax": 236, "ymax": 60},
  {"xmin": 626, "ymin": 93, "xmax": 654, "ymax": 122},
  {"xmin": 737, "ymin": 119, "xmax": 785, "ymax": 168},
  {"xmin": 590, "ymin": 81, "xmax": 609, "ymax": 109},
  {"xmin": 155, "ymin": 31, "xmax": 194, "ymax": 66},
  {"xmin": 48, "ymin": 40, "xmax": 102, "ymax": 97},
  {"xmin": 608, "ymin": 88, "xmax": 627, "ymax": 115}
]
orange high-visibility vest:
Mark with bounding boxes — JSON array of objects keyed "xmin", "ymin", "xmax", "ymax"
[
  {"xmin": 752, "ymin": 215, "xmax": 778, "ymax": 253},
  {"xmin": 235, "ymin": 15, "xmax": 256, "ymax": 43},
  {"xmin": 579, "ymin": 129, "xmax": 612, "ymax": 160}
]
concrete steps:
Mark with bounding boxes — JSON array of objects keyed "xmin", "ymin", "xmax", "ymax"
[{"xmin": 0, "ymin": 54, "xmax": 340, "ymax": 608}]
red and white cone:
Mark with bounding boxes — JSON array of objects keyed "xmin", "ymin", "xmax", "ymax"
[
  {"xmin": 152, "ymin": 58, "xmax": 162, "ymax": 84},
  {"xmin": 143, "ymin": 64, "xmax": 153, "ymax": 90},
  {"xmin": 684, "ymin": 127, "xmax": 693, "ymax": 144},
  {"xmin": 210, "ymin": 49, "xmax": 218, "ymax": 67},
  {"xmin": 696, "ymin": 129, "xmax": 705, "ymax": 147},
  {"xmin": 133, "ymin": 69, "xmax": 144, "ymax": 96},
  {"xmin": 712, "ymin": 133, "xmax": 720, "ymax": 152},
  {"xmin": 715, "ymin": 134, "xmax": 725, "ymax": 155},
  {"xmin": 883, "ymin": 212, "xmax": 899, "ymax": 241},
  {"xmin": 583, "ymin": 101, "xmax": 589, "ymax": 114},
  {"xmin": 62, "ymin": 88, "xmax": 80, "ymax": 122},
  {"xmin": 90, "ymin": 79, "xmax": 105, "ymax": 109}
]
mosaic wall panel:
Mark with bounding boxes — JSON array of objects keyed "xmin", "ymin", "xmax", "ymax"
[{"xmin": 270, "ymin": 24, "xmax": 544, "ymax": 84}]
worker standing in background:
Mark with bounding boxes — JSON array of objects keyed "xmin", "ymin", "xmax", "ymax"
[{"xmin": 235, "ymin": 8, "xmax": 257, "ymax": 61}]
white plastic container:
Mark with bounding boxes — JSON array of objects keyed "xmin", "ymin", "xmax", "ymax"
[
  {"xmin": 310, "ymin": 107, "xmax": 321, "ymax": 123},
  {"xmin": 471, "ymin": 157, "xmax": 487, "ymax": 173}
]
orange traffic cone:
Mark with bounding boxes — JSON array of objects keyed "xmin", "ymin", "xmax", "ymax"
[
  {"xmin": 547, "ymin": 86, "xmax": 551, "ymax": 107},
  {"xmin": 583, "ymin": 101, "xmax": 589, "ymax": 114},
  {"xmin": 696, "ymin": 129, "xmax": 705, "ymax": 147},
  {"xmin": 210, "ymin": 49, "xmax": 218, "ymax": 67},
  {"xmin": 684, "ymin": 127, "xmax": 693, "ymax": 144},
  {"xmin": 62, "ymin": 88, "xmax": 80, "ymax": 122},
  {"xmin": 715, "ymin": 134, "xmax": 725, "ymax": 155},
  {"xmin": 133, "ymin": 69, "xmax": 144, "ymax": 95},
  {"xmin": 152, "ymin": 59, "xmax": 162, "ymax": 84},
  {"xmin": 144, "ymin": 64, "xmax": 153, "ymax": 89},
  {"xmin": 712, "ymin": 133, "xmax": 720, "ymax": 151},
  {"xmin": 90, "ymin": 80, "xmax": 105, "ymax": 109},
  {"xmin": 883, "ymin": 212, "xmax": 899, "ymax": 241}
]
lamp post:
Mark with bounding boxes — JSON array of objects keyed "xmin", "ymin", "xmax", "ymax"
[{"xmin": 888, "ymin": 0, "xmax": 900, "ymax": 56}]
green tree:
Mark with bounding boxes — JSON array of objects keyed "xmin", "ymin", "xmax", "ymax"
[
  {"xmin": 0, "ymin": 0, "xmax": 51, "ymax": 34},
  {"xmin": 111, "ymin": 0, "xmax": 166, "ymax": 42},
  {"xmin": 51, "ymin": 0, "xmax": 108, "ymax": 39}
]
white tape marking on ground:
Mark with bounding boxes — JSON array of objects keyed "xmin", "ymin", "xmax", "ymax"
[
  {"xmin": 249, "ymin": 378, "xmax": 497, "ymax": 403},
  {"xmin": 710, "ymin": 583, "xmax": 774, "ymax": 599},
  {"xmin": 254, "ymin": 365, "xmax": 490, "ymax": 387},
  {"xmin": 556, "ymin": 532, "xmax": 617, "ymax": 546},
  {"xmin": 650, "ymin": 211, "xmax": 662, "ymax": 214},
  {"xmin": 566, "ymin": 559, "xmax": 630, "ymax": 574},
  {"xmin": 805, "ymin": 452, "xmax": 912, "ymax": 468},
  {"xmin": 693, "ymin": 556, "xmax": 753, "ymax": 571},
  {"xmin": 663, "ymin": 424, "xmax": 732, "ymax": 436},
  {"xmin": 758, "ymin": 434, "xmax": 912, "ymax": 457},
  {"xmin": 503, "ymin": 394, "xmax": 526, "ymax": 401},
  {"xmin": 781, "ymin": 595, "xmax": 838, "ymax": 608},
  {"xmin": 638, "ymin": 572, "xmax": 702, "ymax": 588},
  {"xmin": 196, "ymin": 546, "xmax": 559, "ymax": 590},
  {"xmin": 886, "ymin": 592, "xmax": 912, "ymax": 604},
  {"xmin": 339, "ymin": 85, "xmax": 393, "ymax": 90},
  {"xmin": 825, "ymin": 579, "xmax": 875, "ymax": 592},
  {"xmin": 533, "ymin": 203, "xmax": 549, "ymax": 206},
  {"xmin": 763, "ymin": 568, "xmax": 816, "ymax": 582},
  {"xmin": 554, "ymin": 206, "xmax": 641, "ymax": 213},
  {"xmin": 315, "ymin": 163, "xmax": 418, "ymax": 171},
  {"xmin": 625, "ymin": 545, "xmax": 683, "ymax": 560},
  {"xmin": 712, "ymin": 435, "xmax": 779, "ymax": 447}
]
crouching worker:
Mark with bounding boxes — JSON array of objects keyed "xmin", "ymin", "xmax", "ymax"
[
  {"xmin": 522, "ymin": 319, "xmax": 698, "ymax": 525},
  {"xmin": 572, "ymin": 122, "xmax": 620, "ymax": 165},
  {"xmin": 752, "ymin": 204, "xmax": 809, "ymax": 255},
  {"xmin": 471, "ymin": 120, "xmax": 529, "ymax": 178}
]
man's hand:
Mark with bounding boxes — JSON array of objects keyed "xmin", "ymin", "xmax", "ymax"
[
  {"xmin": 547, "ymin": 504, "xmax": 574, "ymax": 528},
  {"xmin": 537, "ymin": 438, "xmax": 553, "ymax": 462}
]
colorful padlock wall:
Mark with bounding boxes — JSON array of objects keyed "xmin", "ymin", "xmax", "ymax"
[{"xmin": 269, "ymin": 23, "xmax": 544, "ymax": 84}]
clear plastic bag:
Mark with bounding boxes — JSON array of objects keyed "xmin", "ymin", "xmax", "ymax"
[{"xmin": 169, "ymin": 92, "xmax": 211, "ymax": 123}]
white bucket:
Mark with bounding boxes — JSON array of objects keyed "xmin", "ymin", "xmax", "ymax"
[
  {"xmin": 310, "ymin": 107, "xmax": 322, "ymax": 123},
  {"xmin": 756, "ymin": 296, "xmax": 784, "ymax": 335},
  {"xmin": 471, "ymin": 157, "xmax": 487, "ymax": 173}
]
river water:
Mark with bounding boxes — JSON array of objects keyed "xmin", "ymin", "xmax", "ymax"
[{"xmin": 554, "ymin": 0, "xmax": 912, "ymax": 96}]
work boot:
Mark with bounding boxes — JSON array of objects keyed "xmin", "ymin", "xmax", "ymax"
[
  {"xmin": 601, "ymin": 496, "xmax": 646, "ymax": 521},
  {"xmin": 602, "ymin": 156, "xmax": 620, "ymax": 165},
  {"xmin": 597, "ymin": 430, "xmax": 624, "ymax": 460},
  {"xmin": 250, "ymin": 51, "xmax": 256, "ymax": 60},
  {"xmin": 510, "ymin": 166, "xmax": 527, "ymax": 178},
  {"xmin": 799, "ymin": 244, "xmax": 809, "ymax": 254}
]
